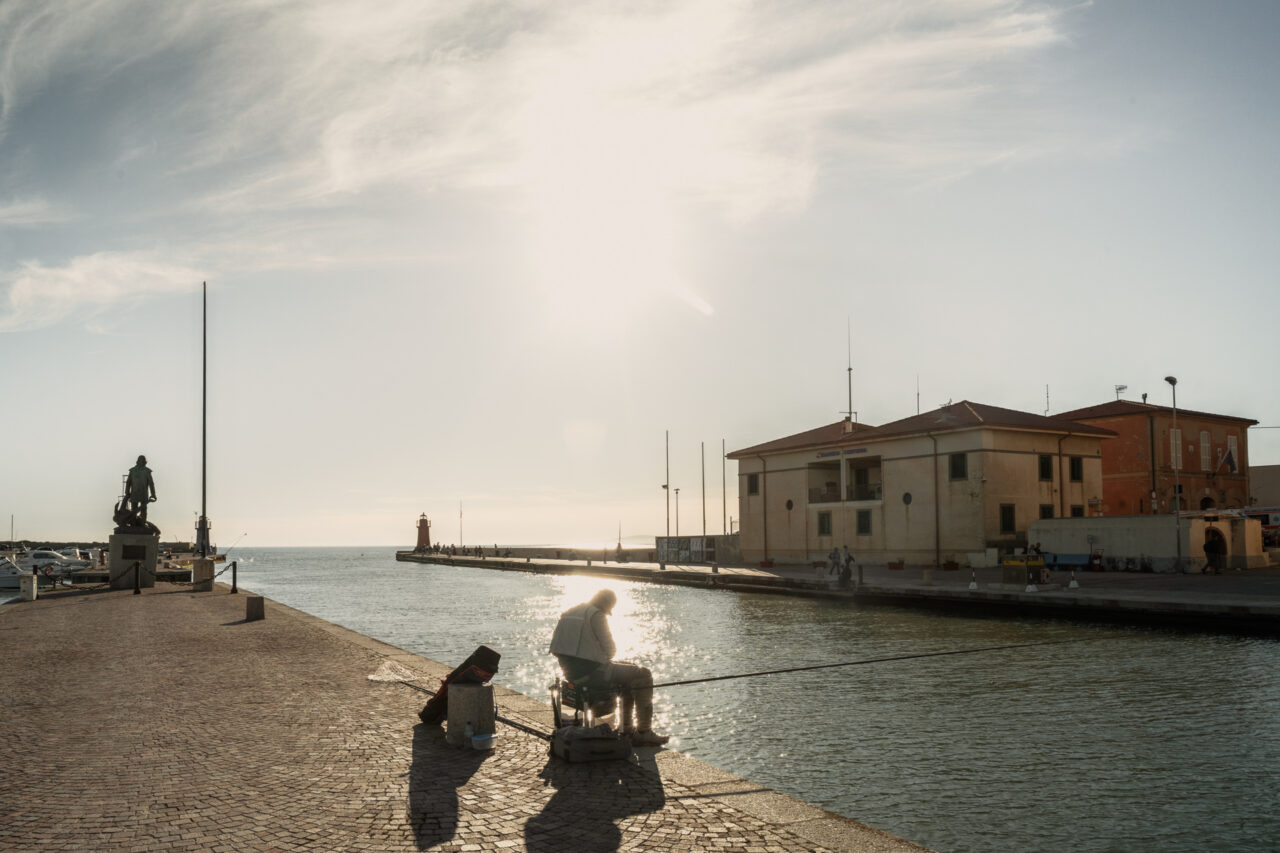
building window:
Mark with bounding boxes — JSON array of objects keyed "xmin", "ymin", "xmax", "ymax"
[
  {"xmin": 1039, "ymin": 454, "xmax": 1053, "ymax": 481},
  {"xmin": 818, "ymin": 511, "xmax": 832, "ymax": 536},
  {"xmin": 1200, "ymin": 431, "xmax": 1211, "ymax": 471},
  {"xmin": 1069, "ymin": 456, "xmax": 1083, "ymax": 482},
  {"xmin": 949, "ymin": 453, "xmax": 967, "ymax": 481},
  {"xmin": 856, "ymin": 509, "xmax": 872, "ymax": 535},
  {"xmin": 1039, "ymin": 504, "xmax": 1054, "ymax": 520},
  {"xmin": 747, "ymin": 473, "xmax": 759, "ymax": 495},
  {"xmin": 999, "ymin": 504, "xmax": 1016, "ymax": 534},
  {"xmin": 1070, "ymin": 505, "xmax": 1085, "ymax": 518}
]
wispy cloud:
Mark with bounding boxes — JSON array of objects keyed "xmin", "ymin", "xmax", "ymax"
[
  {"xmin": 0, "ymin": 196, "xmax": 73, "ymax": 225},
  {"xmin": 0, "ymin": 1, "xmax": 1068, "ymax": 214},
  {"xmin": 0, "ymin": 251, "xmax": 202, "ymax": 332},
  {"xmin": 0, "ymin": 0, "xmax": 1071, "ymax": 323}
]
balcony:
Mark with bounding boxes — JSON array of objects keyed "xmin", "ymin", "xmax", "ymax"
[
  {"xmin": 808, "ymin": 487, "xmax": 842, "ymax": 504},
  {"xmin": 807, "ymin": 484, "xmax": 882, "ymax": 503},
  {"xmin": 847, "ymin": 483, "xmax": 882, "ymax": 502}
]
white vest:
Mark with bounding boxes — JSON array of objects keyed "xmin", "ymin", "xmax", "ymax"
[{"xmin": 549, "ymin": 603, "xmax": 612, "ymax": 664}]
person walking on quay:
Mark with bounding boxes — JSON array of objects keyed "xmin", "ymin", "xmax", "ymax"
[
  {"xmin": 549, "ymin": 589, "xmax": 670, "ymax": 747},
  {"xmin": 828, "ymin": 547, "xmax": 840, "ymax": 575}
]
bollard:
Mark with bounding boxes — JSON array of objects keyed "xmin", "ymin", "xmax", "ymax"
[
  {"xmin": 246, "ymin": 596, "xmax": 265, "ymax": 621},
  {"xmin": 1068, "ymin": 568, "xmax": 1080, "ymax": 589},
  {"xmin": 133, "ymin": 561, "xmax": 141, "ymax": 595},
  {"xmin": 968, "ymin": 569, "xmax": 978, "ymax": 591},
  {"xmin": 712, "ymin": 563, "xmax": 719, "ymax": 574},
  {"xmin": 230, "ymin": 560, "xmax": 238, "ymax": 594},
  {"xmin": 1024, "ymin": 563, "xmax": 1038, "ymax": 593},
  {"xmin": 19, "ymin": 573, "xmax": 37, "ymax": 601}
]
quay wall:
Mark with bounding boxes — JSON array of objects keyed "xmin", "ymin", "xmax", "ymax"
[{"xmin": 397, "ymin": 551, "xmax": 1280, "ymax": 635}]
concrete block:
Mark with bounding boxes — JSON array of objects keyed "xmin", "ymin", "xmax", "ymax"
[
  {"xmin": 19, "ymin": 574, "xmax": 37, "ymax": 601},
  {"xmin": 191, "ymin": 558, "xmax": 215, "ymax": 592},
  {"xmin": 446, "ymin": 683, "xmax": 495, "ymax": 747},
  {"xmin": 245, "ymin": 596, "xmax": 265, "ymax": 621}
]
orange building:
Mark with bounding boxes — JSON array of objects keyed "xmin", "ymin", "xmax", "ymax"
[{"xmin": 1057, "ymin": 400, "xmax": 1256, "ymax": 515}]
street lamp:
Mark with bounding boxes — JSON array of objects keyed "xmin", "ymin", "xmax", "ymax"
[
  {"xmin": 674, "ymin": 488, "xmax": 680, "ymax": 537},
  {"xmin": 1165, "ymin": 375, "xmax": 1183, "ymax": 572}
]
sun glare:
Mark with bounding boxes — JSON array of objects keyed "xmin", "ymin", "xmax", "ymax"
[
  {"xmin": 508, "ymin": 10, "xmax": 740, "ymax": 327},
  {"xmin": 548, "ymin": 576, "xmax": 661, "ymax": 663}
]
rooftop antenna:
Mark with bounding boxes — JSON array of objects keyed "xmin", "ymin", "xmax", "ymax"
[
  {"xmin": 1044, "ymin": 385, "xmax": 1050, "ymax": 417},
  {"xmin": 1114, "ymin": 384, "xmax": 1128, "ymax": 400},
  {"xmin": 840, "ymin": 319, "xmax": 856, "ymax": 425},
  {"xmin": 916, "ymin": 374, "xmax": 920, "ymax": 416}
]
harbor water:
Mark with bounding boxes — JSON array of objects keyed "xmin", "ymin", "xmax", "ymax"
[{"xmin": 12, "ymin": 547, "xmax": 1279, "ymax": 851}]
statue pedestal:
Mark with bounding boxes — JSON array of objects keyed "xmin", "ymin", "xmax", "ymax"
[{"xmin": 109, "ymin": 533, "xmax": 159, "ymax": 589}]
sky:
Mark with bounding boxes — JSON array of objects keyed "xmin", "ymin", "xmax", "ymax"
[{"xmin": 3, "ymin": 0, "xmax": 1278, "ymax": 547}]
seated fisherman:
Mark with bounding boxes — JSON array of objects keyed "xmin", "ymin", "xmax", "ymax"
[{"xmin": 549, "ymin": 589, "xmax": 669, "ymax": 746}]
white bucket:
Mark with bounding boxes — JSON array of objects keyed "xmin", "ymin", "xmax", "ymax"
[{"xmin": 470, "ymin": 732, "xmax": 496, "ymax": 750}]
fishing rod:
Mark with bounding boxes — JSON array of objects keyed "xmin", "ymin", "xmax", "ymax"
[{"xmin": 649, "ymin": 638, "xmax": 1093, "ymax": 690}]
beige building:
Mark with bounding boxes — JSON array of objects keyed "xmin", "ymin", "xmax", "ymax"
[{"xmin": 727, "ymin": 401, "xmax": 1115, "ymax": 566}]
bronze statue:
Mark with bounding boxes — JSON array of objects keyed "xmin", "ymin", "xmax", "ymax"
[{"xmin": 114, "ymin": 455, "xmax": 160, "ymax": 535}]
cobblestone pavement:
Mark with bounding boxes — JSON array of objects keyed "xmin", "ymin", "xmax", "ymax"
[{"xmin": 0, "ymin": 585, "xmax": 924, "ymax": 852}]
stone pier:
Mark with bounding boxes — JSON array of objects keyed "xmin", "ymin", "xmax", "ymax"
[{"xmin": 0, "ymin": 584, "xmax": 927, "ymax": 852}]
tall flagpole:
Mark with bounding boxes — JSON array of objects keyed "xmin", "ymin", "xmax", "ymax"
[
  {"xmin": 202, "ymin": 280, "xmax": 207, "ymax": 538},
  {"xmin": 196, "ymin": 281, "xmax": 211, "ymax": 557}
]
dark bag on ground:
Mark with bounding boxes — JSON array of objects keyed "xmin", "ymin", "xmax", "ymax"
[
  {"xmin": 550, "ymin": 724, "xmax": 633, "ymax": 762},
  {"xmin": 418, "ymin": 645, "xmax": 501, "ymax": 725}
]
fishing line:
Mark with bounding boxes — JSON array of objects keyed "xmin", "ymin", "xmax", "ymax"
[
  {"xmin": 383, "ymin": 638, "xmax": 1097, "ymax": 739},
  {"xmin": 648, "ymin": 638, "xmax": 1094, "ymax": 690}
]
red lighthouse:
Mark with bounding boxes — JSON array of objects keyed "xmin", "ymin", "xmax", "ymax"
[{"xmin": 415, "ymin": 514, "xmax": 432, "ymax": 552}]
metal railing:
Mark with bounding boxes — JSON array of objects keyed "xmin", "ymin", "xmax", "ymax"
[
  {"xmin": 848, "ymin": 484, "xmax": 882, "ymax": 501},
  {"xmin": 807, "ymin": 484, "xmax": 884, "ymax": 503}
]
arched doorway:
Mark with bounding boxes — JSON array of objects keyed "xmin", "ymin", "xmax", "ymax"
[
  {"xmin": 1200, "ymin": 496, "xmax": 1216, "ymax": 510},
  {"xmin": 1203, "ymin": 527, "xmax": 1228, "ymax": 574}
]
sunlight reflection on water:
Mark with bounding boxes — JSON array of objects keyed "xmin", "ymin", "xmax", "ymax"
[{"xmin": 233, "ymin": 547, "xmax": 1280, "ymax": 853}]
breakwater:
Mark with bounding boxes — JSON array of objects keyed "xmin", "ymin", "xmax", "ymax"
[{"xmin": 397, "ymin": 551, "xmax": 1280, "ymax": 634}]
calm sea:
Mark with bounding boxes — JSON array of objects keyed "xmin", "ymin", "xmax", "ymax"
[{"xmin": 8, "ymin": 546, "xmax": 1278, "ymax": 852}]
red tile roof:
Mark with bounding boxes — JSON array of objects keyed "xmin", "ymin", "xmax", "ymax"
[
  {"xmin": 728, "ymin": 419, "xmax": 879, "ymax": 458},
  {"xmin": 728, "ymin": 401, "xmax": 1115, "ymax": 459},
  {"xmin": 1057, "ymin": 399, "xmax": 1258, "ymax": 425}
]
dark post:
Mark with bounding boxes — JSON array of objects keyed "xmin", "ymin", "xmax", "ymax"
[
  {"xmin": 133, "ymin": 561, "xmax": 141, "ymax": 595},
  {"xmin": 201, "ymin": 281, "xmax": 206, "ymax": 556},
  {"xmin": 230, "ymin": 560, "xmax": 238, "ymax": 594}
]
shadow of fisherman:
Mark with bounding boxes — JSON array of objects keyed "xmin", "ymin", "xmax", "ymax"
[
  {"xmin": 406, "ymin": 723, "xmax": 487, "ymax": 850},
  {"xmin": 524, "ymin": 751, "xmax": 666, "ymax": 852}
]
